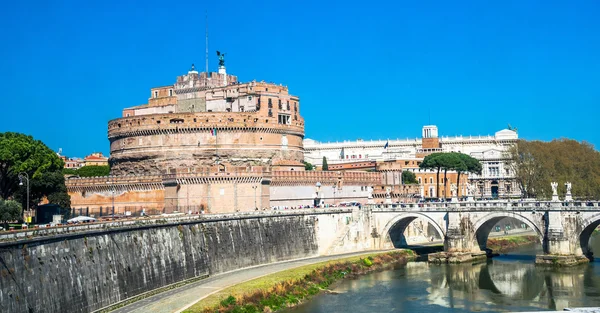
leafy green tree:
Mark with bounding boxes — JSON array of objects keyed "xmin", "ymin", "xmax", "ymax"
[
  {"xmin": 420, "ymin": 153, "xmax": 444, "ymax": 198},
  {"xmin": 322, "ymin": 157, "xmax": 329, "ymax": 171},
  {"xmin": 0, "ymin": 199, "xmax": 21, "ymax": 229},
  {"xmin": 0, "ymin": 132, "xmax": 71, "ymax": 211},
  {"xmin": 303, "ymin": 161, "xmax": 315, "ymax": 171},
  {"xmin": 507, "ymin": 139, "xmax": 600, "ymax": 199},
  {"xmin": 402, "ymin": 171, "xmax": 418, "ymax": 184}
]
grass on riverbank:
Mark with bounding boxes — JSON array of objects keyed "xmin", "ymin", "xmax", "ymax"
[
  {"xmin": 183, "ymin": 250, "xmax": 414, "ymax": 313},
  {"xmin": 487, "ymin": 235, "xmax": 539, "ymax": 253}
]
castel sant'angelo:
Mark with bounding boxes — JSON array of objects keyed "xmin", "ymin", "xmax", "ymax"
[
  {"xmin": 67, "ymin": 53, "xmax": 519, "ymax": 216},
  {"xmin": 66, "ymin": 54, "xmax": 380, "ymax": 215}
]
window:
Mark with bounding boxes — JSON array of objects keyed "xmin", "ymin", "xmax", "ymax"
[
  {"xmin": 278, "ymin": 99, "xmax": 282, "ymax": 110},
  {"xmin": 240, "ymin": 106, "xmax": 244, "ymax": 112},
  {"xmin": 153, "ymin": 91, "xmax": 158, "ymax": 98},
  {"xmin": 268, "ymin": 109, "xmax": 273, "ymax": 117},
  {"xmin": 169, "ymin": 89, "xmax": 173, "ymax": 97},
  {"xmin": 278, "ymin": 114, "xmax": 290, "ymax": 125},
  {"xmin": 265, "ymin": 88, "xmax": 268, "ymax": 92},
  {"xmin": 294, "ymin": 103, "xmax": 297, "ymax": 112},
  {"xmin": 268, "ymin": 99, "xmax": 273, "ymax": 108},
  {"xmin": 418, "ymin": 177, "xmax": 422, "ymax": 184},
  {"xmin": 430, "ymin": 178, "xmax": 433, "ymax": 184},
  {"xmin": 126, "ymin": 113, "xmax": 130, "ymax": 117},
  {"xmin": 286, "ymin": 101, "xmax": 290, "ymax": 110},
  {"xmin": 248, "ymin": 96, "xmax": 252, "ymax": 101}
]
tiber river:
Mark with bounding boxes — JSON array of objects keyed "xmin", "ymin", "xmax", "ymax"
[{"xmin": 286, "ymin": 236, "xmax": 600, "ymax": 313}]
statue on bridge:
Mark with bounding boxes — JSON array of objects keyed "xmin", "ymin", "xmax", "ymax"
[
  {"xmin": 450, "ymin": 183, "xmax": 459, "ymax": 203},
  {"xmin": 450, "ymin": 183, "xmax": 457, "ymax": 198},
  {"xmin": 551, "ymin": 182, "xmax": 558, "ymax": 196},
  {"xmin": 551, "ymin": 182, "xmax": 559, "ymax": 201},
  {"xmin": 565, "ymin": 182, "xmax": 573, "ymax": 201}
]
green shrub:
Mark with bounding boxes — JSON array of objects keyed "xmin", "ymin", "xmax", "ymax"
[
  {"xmin": 220, "ymin": 295, "xmax": 236, "ymax": 307},
  {"xmin": 362, "ymin": 258, "xmax": 373, "ymax": 267}
]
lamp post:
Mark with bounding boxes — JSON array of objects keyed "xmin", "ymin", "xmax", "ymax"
[
  {"xmin": 315, "ymin": 182, "xmax": 321, "ymax": 207},
  {"xmin": 332, "ymin": 185, "xmax": 336, "ymax": 207},
  {"xmin": 18, "ymin": 173, "xmax": 29, "ymax": 226},
  {"xmin": 252, "ymin": 185, "xmax": 258, "ymax": 210},
  {"xmin": 106, "ymin": 176, "xmax": 115, "ymax": 217}
]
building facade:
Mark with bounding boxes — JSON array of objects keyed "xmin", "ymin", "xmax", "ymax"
[{"xmin": 304, "ymin": 125, "xmax": 520, "ymax": 199}]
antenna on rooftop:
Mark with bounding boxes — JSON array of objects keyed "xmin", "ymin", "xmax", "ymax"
[{"xmin": 205, "ymin": 10, "xmax": 209, "ymax": 75}]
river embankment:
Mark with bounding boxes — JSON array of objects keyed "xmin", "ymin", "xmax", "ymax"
[
  {"xmin": 182, "ymin": 250, "xmax": 415, "ymax": 313},
  {"xmin": 487, "ymin": 235, "xmax": 539, "ymax": 254}
]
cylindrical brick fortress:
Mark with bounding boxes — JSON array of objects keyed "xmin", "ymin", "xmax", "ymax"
[{"xmin": 108, "ymin": 111, "xmax": 305, "ymax": 175}]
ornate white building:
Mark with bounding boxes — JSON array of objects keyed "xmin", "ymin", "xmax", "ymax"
[{"xmin": 303, "ymin": 125, "xmax": 520, "ymax": 199}]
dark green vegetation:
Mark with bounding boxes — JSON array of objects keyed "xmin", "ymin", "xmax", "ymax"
[
  {"xmin": 63, "ymin": 165, "xmax": 110, "ymax": 177},
  {"xmin": 507, "ymin": 139, "xmax": 600, "ymax": 199},
  {"xmin": 321, "ymin": 157, "xmax": 328, "ymax": 171},
  {"xmin": 0, "ymin": 132, "xmax": 71, "ymax": 219},
  {"xmin": 192, "ymin": 251, "xmax": 414, "ymax": 313},
  {"xmin": 303, "ymin": 161, "xmax": 314, "ymax": 171},
  {"xmin": 0, "ymin": 199, "xmax": 21, "ymax": 228},
  {"xmin": 402, "ymin": 171, "xmax": 418, "ymax": 184},
  {"xmin": 419, "ymin": 152, "xmax": 482, "ymax": 198}
]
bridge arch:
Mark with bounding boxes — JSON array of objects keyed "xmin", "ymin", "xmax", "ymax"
[
  {"xmin": 577, "ymin": 213, "xmax": 600, "ymax": 259},
  {"xmin": 472, "ymin": 212, "xmax": 543, "ymax": 251},
  {"xmin": 380, "ymin": 213, "xmax": 445, "ymax": 249}
]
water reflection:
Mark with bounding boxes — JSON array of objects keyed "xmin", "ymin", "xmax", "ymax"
[{"xmin": 287, "ymin": 239, "xmax": 600, "ymax": 313}]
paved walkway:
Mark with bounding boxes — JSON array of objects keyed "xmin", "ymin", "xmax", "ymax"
[{"xmin": 112, "ymin": 250, "xmax": 391, "ymax": 313}]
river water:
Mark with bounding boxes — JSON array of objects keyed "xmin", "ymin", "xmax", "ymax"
[{"xmin": 287, "ymin": 237, "xmax": 600, "ymax": 312}]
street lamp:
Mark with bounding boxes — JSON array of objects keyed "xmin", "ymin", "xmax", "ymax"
[
  {"xmin": 332, "ymin": 185, "xmax": 336, "ymax": 207},
  {"xmin": 18, "ymin": 172, "xmax": 29, "ymax": 226},
  {"xmin": 106, "ymin": 176, "xmax": 115, "ymax": 217},
  {"xmin": 252, "ymin": 185, "xmax": 258, "ymax": 210}
]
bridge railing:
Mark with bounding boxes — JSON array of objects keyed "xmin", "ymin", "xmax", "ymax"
[
  {"xmin": 365, "ymin": 200, "xmax": 600, "ymax": 211},
  {"xmin": 0, "ymin": 207, "xmax": 356, "ymax": 243}
]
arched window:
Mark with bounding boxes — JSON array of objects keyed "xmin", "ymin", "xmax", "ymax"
[
  {"xmin": 418, "ymin": 177, "xmax": 422, "ymax": 184},
  {"xmin": 430, "ymin": 178, "xmax": 433, "ymax": 184}
]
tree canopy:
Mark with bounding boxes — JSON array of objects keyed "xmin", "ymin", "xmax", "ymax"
[
  {"xmin": 0, "ymin": 132, "xmax": 71, "ymax": 212},
  {"xmin": 63, "ymin": 165, "xmax": 110, "ymax": 177},
  {"xmin": 507, "ymin": 139, "xmax": 600, "ymax": 199},
  {"xmin": 419, "ymin": 152, "xmax": 482, "ymax": 198},
  {"xmin": 402, "ymin": 171, "xmax": 418, "ymax": 184},
  {"xmin": 0, "ymin": 199, "xmax": 21, "ymax": 228},
  {"xmin": 303, "ymin": 161, "xmax": 314, "ymax": 171}
]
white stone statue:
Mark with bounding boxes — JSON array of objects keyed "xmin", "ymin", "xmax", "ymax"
[
  {"xmin": 465, "ymin": 182, "xmax": 473, "ymax": 196},
  {"xmin": 450, "ymin": 183, "xmax": 457, "ymax": 198},
  {"xmin": 551, "ymin": 182, "xmax": 558, "ymax": 196},
  {"xmin": 565, "ymin": 182, "xmax": 572, "ymax": 194}
]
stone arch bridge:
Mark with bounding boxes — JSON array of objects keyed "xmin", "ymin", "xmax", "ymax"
[{"xmin": 359, "ymin": 201, "xmax": 600, "ymax": 264}]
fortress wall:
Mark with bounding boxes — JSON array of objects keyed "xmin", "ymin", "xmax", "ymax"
[{"xmin": 0, "ymin": 214, "xmax": 321, "ymax": 313}]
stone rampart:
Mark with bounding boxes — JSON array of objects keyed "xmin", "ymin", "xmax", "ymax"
[
  {"xmin": 270, "ymin": 171, "xmax": 381, "ymax": 186},
  {"xmin": 0, "ymin": 211, "xmax": 333, "ymax": 313}
]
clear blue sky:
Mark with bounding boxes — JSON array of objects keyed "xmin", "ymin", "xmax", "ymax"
[{"xmin": 1, "ymin": 0, "xmax": 599, "ymax": 157}]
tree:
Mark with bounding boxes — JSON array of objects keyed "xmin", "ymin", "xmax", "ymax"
[
  {"xmin": 303, "ymin": 161, "xmax": 315, "ymax": 171},
  {"xmin": 63, "ymin": 165, "xmax": 110, "ymax": 177},
  {"xmin": 420, "ymin": 153, "xmax": 445, "ymax": 198},
  {"xmin": 402, "ymin": 171, "xmax": 418, "ymax": 184},
  {"xmin": 0, "ymin": 199, "xmax": 21, "ymax": 229},
  {"xmin": 0, "ymin": 132, "xmax": 71, "ymax": 212},
  {"xmin": 322, "ymin": 157, "xmax": 329, "ymax": 171},
  {"xmin": 506, "ymin": 139, "xmax": 600, "ymax": 199}
]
